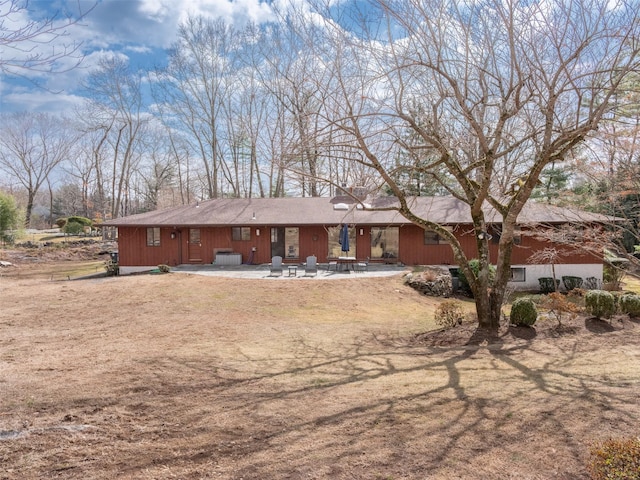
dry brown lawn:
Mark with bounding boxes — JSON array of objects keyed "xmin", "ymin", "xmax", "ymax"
[{"xmin": 1, "ymin": 252, "xmax": 639, "ymax": 479}]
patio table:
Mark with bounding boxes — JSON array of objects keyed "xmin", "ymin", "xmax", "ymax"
[{"xmin": 337, "ymin": 256, "xmax": 356, "ymax": 271}]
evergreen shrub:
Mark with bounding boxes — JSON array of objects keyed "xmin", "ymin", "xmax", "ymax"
[
  {"xmin": 585, "ymin": 290, "xmax": 616, "ymax": 320},
  {"xmin": 562, "ymin": 276, "xmax": 583, "ymax": 291},
  {"xmin": 458, "ymin": 259, "xmax": 495, "ymax": 297},
  {"xmin": 619, "ymin": 294, "xmax": 640, "ymax": 317},
  {"xmin": 538, "ymin": 277, "xmax": 560, "ymax": 294},
  {"xmin": 584, "ymin": 277, "xmax": 601, "ymax": 290},
  {"xmin": 509, "ymin": 297, "xmax": 538, "ymax": 326},
  {"xmin": 62, "ymin": 216, "xmax": 92, "ymax": 235}
]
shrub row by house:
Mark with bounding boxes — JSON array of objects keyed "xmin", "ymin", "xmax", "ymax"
[
  {"xmin": 538, "ymin": 276, "xmax": 601, "ymax": 294},
  {"xmin": 587, "ymin": 291, "xmax": 640, "ymax": 319},
  {"xmin": 506, "ymin": 291, "xmax": 640, "ymax": 327}
]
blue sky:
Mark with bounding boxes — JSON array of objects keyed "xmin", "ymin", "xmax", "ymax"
[{"xmin": 0, "ymin": 0, "xmax": 276, "ymax": 114}]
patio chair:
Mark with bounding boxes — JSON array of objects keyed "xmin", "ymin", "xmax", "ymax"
[
  {"xmin": 304, "ymin": 255, "xmax": 318, "ymax": 276},
  {"xmin": 270, "ymin": 255, "xmax": 283, "ymax": 276},
  {"xmin": 355, "ymin": 257, "xmax": 369, "ymax": 273},
  {"xmin": 327, "ymin": 260, "xmax": 338, "ymax": 272}
]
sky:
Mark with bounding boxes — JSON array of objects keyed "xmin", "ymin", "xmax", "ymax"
[{"xmin": 0, "ymin": 0, "xmax": 277, "ymax": 114}]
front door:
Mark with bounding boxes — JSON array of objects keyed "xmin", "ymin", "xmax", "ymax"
[{"xmin": 188, "ymin": 228, "xmax": 202, "ymax": 263}]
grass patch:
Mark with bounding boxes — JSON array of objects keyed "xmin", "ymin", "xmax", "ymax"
[
  {"xmin": 50, "ymin": 260, "xmax": 107, "ymax": 280},
  {"xmin": 621, "ymin": 274, "xmax": 640, "ymax": 295}
]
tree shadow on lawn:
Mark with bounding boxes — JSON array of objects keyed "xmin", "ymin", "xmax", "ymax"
[
  {"xmin": 94, "ymin": 323, "xmax": 640, "ymax": 479},
  {"xmin": 585, "ymin": 316, "xmax": 617, "ymax": 333},
  {"xmin": 507, "ymin": 325, "xmax": 537, "ymax": 341},
  {"xmin": 10, "ymin": 321, "xmax": 638, "ymax": 480}
]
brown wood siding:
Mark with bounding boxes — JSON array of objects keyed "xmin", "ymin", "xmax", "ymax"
[
  {"xmin": 397, "ymin": 225, "xmax": 601, "ymax": 266},
  {"xmin": 200, "ymin": 226, "xmax": 266, "ymax": 264},
  {"xmin": 117, "ymin": 224, "xmax": 603, "ymax": 267},
  {"xmin": 117, "ymin": 227, "xmax": 182, "ymax": 266},
  {"xmin": 511, "ymin": 231, "xmax": 601, "ymax": 264},
  {"xmin": 298, "ymin": 226, "xmax": 329, "ymax": 262},
  {"xmin": 399, "ymin": 225, "xmax": 464, "ymax": 265}
]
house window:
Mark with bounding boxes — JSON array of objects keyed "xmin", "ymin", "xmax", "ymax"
[
  {"xmin": 146, "ymin": 227, "xmax": 161, "ymax": 246},
  {"xmin": 285, "ymin": 228, "xmax": 299, "ymax": 258},
  {"xmin": 490, "ymin": 225, "xmax": 501, "ymax": 244},
  {"xmin": 232, "ymin": 227, "xmax": 251, "ymax": 241},
  {"xmin": 271, "ymin": 227, "xmax": 299, "ymax": 258},
  {"xmin": 370, "ymin": 227, "xmax": 399, "ymax": 260},
  {"xmin": 510, "ymin": 267, "xmax": 526, "ymax": 282},
  {"xmin": 513, "ymin": 230, "xmax": 522, "ymax": 245},
  {"xmin": 424, "ymin": 228, "xmax": 451, "ymax": 245}
]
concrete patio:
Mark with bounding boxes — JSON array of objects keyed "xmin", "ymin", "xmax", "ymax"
[{"xmin": 171, "ymin": 263, "xmax": 410, "ymax": 280}]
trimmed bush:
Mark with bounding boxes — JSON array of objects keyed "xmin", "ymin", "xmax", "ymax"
[
  {"xmin": 619, "ymin": 294, "xmax": 640, "ymax": 318},
  {"xmin": 584, "ymin": 277, "xmax": 602, "ymax": 290},
  {"xmin": 458, "ymin": 259, "xmax": 495, "ymax": 297},
  {"xmin": 539, "ymin": 277, "xmax": 560, "ymax": 294},
  {"xmin": 63, "ymin": 221, "xmax": 84, "ymax": 235},
  {"xmin": 509, "ymin": 298, "xmax": 538, "ymax": 327},
  {"xmin": 562, "ymin": 276, "xmax": 583, "ymax": 291},
  {"xmin": 67, "ymin": 215, "xmax": 93, "ymax": 226},
  {"xmin": 62, "ymin": 216, "xmax": 92, "ymax": 235},
  {"xmin": 585, "ymin": 290, "xmax": 616, "ymax": 320},
  {"xmin": 434, "ymin": 300, "xmax": 465, "ymax": 329},
  {"xmin": 588, "ymin": 437, "xmax": 640, "ymax": 480}
]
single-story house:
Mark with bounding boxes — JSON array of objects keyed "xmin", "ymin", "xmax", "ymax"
[{"xmin": 101, "ymin": 195, "xmax": 614, "ymax": 289}]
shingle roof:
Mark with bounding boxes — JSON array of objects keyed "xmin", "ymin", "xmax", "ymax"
[{"xmin": 100, "ymin": 196, "xmax": 616, "ymax": 227}]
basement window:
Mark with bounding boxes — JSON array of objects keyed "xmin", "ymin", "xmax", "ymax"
[
  {"xmin": 510, "ymin": 267, "xmax": 526, "ymax": 282},
  {"xmin": 146, "ymin": 227, "xmax": 161, "ymax": 247}
]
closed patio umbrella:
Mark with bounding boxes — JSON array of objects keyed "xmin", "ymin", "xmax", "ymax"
[{"xmin": 339, "ymin": 224, "xmax": 350, "ymax": 254}]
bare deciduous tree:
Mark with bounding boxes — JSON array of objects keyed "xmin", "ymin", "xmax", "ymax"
[
  {"xmin": 258, "ymin": 17, "xmax": 334, "ymax": 197},
  {"xmin": 0, "ymin": 0, "xmax": 94, "ymax": 78},
  {"xmin": 303, "ymin": 0, "xmax": 639, "ymax": 328},
  {"xmin": 153, "ymin": 16, "xmax": 236, "ymax": 199},
  {"xmin": 82, "ymin": 56, "xmax": 149, "ymax": 218},
  {"xmin": 0, "ymin": 112, "xmax": 77, "ymax": 226}
]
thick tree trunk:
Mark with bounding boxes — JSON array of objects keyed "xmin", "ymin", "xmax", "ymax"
[
  {"xmin": 489, "ymin": 290, "xmax": 504, "ymax": 329},
  {"xmin": 475, "ymin": 290, "xmax": 502, "ymax": 330}
]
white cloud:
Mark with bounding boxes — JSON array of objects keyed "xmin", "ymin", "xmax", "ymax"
[
  {"xmin": 125, "ymin": 45, "xmax": 153, "ymax": 54},
  {"xmin": 1, "ymin": 88, "xmax": 86, "ymax": 114},
  {"xmin": 0, "ymin": 0, "xmax": 276, "ymax": 113},
  {"xmin": 80, "ymin": 0, "xmax": 275, "ymax": 49}
]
